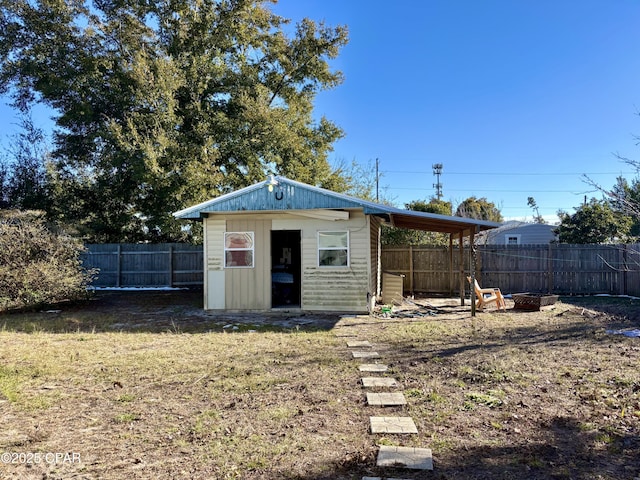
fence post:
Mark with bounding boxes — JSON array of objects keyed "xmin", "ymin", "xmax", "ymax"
[
  {"xmin": 169, "ymin": 245, "xmax": 174, "ymax": 288},
  {"xmin": 458, "ymin": 231, "xmax": 465, "ymax": 305},
  {"xmin": 409, "ymin": 245, "xmax": 414, "ymax": 294},
  {"xmin": 547, "ymin": 243, "xmax": 553, "ymax": 293},
  {"xmin": 623, "ymin": 244, "xmax": 628, "ymax": 296},
  {"xmin": 116, "ymin": 244, "xmax": 122, "ymax": 287}
]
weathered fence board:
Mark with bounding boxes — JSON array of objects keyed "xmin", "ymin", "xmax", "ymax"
[
  {"xmin": 83, "ymin": 242, "xmax": 640, "ymax": 297},
  {"xmin": 381, "ymin": 243, "xmax": 640, "ymax": 297},
  {"xmin": 82, "ymin": 244, "xmax": 203, "ymax": 287}
]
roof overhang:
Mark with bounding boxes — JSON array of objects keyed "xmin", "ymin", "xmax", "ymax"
[{"xmin": 174, "ymin": 176, "xmax": 500, "ymax": 236}]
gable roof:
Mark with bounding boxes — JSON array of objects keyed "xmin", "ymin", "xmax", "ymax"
[{"xmin": 173, "ymin": 176, "xmax": 500, "ymax": 235}]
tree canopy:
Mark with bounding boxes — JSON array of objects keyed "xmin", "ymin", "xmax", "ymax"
[
  {"xmin": 554, "ymin": 198, "xmax": 632, "ymax": 244},
  {"xmin": 455, "ymin": 196, "xmax": 503, "ymax": 222},
  {"xmin": 382, "ymin": 198, "xmax": 453, "ymax": 246},
  {"xmin": 0, "ymin": 0, "xmax": 349, "ymax": 242}
]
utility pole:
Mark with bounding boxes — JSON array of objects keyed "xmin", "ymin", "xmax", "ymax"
[
  {"xmin": 432, "ymin": 163, "xmax": 443, "ymax": 199},
  {"xmin": 376, "ymin": 158, "xmax": 379, "ymax": 202}
]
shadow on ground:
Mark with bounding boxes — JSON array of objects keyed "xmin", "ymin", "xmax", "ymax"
[{"xmin": 0, "ymin": 289, "xmax": 344, "ymax": 333}]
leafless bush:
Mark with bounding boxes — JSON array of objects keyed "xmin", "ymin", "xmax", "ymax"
[{"xmin": 0, "ymin": 210, "xmax": 95, "ymax": 311}]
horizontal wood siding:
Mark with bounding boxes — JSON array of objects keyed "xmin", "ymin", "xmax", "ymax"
[
  {"xmin": 204, "ymin": 217, "xmax": 226, "ymax": 309},
  {"xmin": 275, "ymin": 212, "xmax": 370, "ymax": 312},
  {"xmin": 370, "ymin": 216, "xmax": 382, "ymax": 302},
  {"xmin": 205, "ymin": 218, "xmax": 225, "ymax": 271}
]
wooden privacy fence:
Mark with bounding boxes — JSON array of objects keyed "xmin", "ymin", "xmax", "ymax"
[
  {"xmin": 381, "ymin": 243, "xmax": 640, "ymax": 297},
  {"xmin": 83, "ymin": 243, "xmax": 640, "ymax": 296},
  {"xmin": 82, "ymin": 244, "xmax": 203, "ymax": 288}
]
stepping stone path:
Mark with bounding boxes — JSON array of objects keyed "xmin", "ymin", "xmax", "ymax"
[
  {"xmin": 376, "ymin": 445, "xmax": 433, "ymax": 470},
  {"xmin": 370, "ymin": 416, "xmax": 418, "ymax": 434},
  {"xmin": 352, "ymin": 350, "xmax": 380, "ymax": 359},
  {"xmin": 344, "ymin": 329, "xmax": 434, "ymax": 474},
  {"xmin": 361, "ymin": 377, "xmax": 398, "ymax": 388},
  {"xmin": 366, "ymin": 392, "xmax": 407, "ymax": 406},
  {"xmin": 362, "ymin": 477, "xmax": 413, "ymax": 480},
  {"xmin": 359, "ymin": 363, "xmax": 388, "ymax": 373}
]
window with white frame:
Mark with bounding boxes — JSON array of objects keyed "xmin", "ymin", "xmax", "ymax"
[
  {"xmin": 224, "ymin": 232, "xmax": 254, "ymax": 268},
  {"xmin": 318, "ymin": 231, "xmax": 349, "ymax": 267},
  {"xmin": 505, "ymin": 234, "xmax": 521, "ymax": 245}
]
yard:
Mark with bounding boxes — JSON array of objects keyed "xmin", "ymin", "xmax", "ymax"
[{"xmin": 1, "ymin": 290, "xmax": 639, "ymax": 479}]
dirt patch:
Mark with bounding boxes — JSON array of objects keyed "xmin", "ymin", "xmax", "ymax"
[{"xmin": 0, "ymin": 292, "xmax": 639, "ymax": 479}]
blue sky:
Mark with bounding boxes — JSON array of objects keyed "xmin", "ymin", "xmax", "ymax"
[
  {"xmin": 2, "ymin": 0, "xmax": 640, "ymax": 223},
  {"xmin": 272, "ymin": 0, "xmax": 640, "ymax": 222}
]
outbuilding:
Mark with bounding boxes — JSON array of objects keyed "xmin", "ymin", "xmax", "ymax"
[
  {"xmin": 478, "ymin": 221, "xmax": 558, "ymax": 245},
  {"xmin": 174, "ymin": 176, "xmax": 499, "ymax": 313}
]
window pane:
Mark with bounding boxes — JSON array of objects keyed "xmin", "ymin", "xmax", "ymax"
[
  {"xmin": 318, "ymin": 232, "xmax": 348, "ymax": 248},
  {"xmin": 319, "ymin": 249, "xmax": 348, "ymax": 266},
  {"xmin": 225, "ymin": 232, "xmax": 253, "ymax": 249},
  {"xmin": 225, "ymin": 250, "xmax": 253, "ymax": 267}
]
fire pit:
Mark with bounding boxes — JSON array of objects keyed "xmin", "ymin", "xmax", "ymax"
[{"xmin": 512, "ymin": 293, "xmax": 559, "ymax": 311}]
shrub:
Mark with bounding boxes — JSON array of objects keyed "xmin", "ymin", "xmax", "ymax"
[{"xmin": 0, "ymin": 210, "xmax": 94, "ymax": 311}]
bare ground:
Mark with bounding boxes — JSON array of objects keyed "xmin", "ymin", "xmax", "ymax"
[{"xmin": 0, "ymin": 290, "xmax": 639, "ymax": 479}]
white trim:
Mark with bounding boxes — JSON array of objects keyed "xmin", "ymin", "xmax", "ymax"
[
  {"xmin": 317, "ymin": 231, "xmax": 350, "ymax": 267},
  {"xmin": 224, "ymin": 231, "xmax": 255, "ymax": 268},
  {"xmin": 505, "ymin": 234, "xmax": 521, "ymax": 245}
]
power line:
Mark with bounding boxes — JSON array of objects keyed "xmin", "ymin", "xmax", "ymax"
[
  {"xmin": 387, "ymin": 187, "xmax": 596, "ymax": 193},
  {"xmin": 381, "ymin": 170, "xmax": 634, "ymax": 176}
]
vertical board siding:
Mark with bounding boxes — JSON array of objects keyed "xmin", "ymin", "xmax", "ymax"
[
  {"xmin": 381, "ymin": 243, "xmax": 640, "ymax": 297},
  {"xmin": 224, "ymin": 218, "xmax": 271, "ymax": 310}
]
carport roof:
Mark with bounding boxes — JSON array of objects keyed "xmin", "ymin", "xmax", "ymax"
[{"xmin": 173, "ymin": 176, "xmax": 500, "ymax": 235}]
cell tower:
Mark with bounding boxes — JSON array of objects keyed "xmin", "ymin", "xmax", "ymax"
[{"xmin": 432, "ymin": 163, "xmax": 443, "ymax": 199}]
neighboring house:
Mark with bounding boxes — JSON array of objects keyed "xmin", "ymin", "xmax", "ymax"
[
  {"xmin": 174, "ymin": 176, "xmax": 499, "ymax": 313},
  {"xmin": 478, "ymin": 221, "xmax": 558, "ymax": 245}
]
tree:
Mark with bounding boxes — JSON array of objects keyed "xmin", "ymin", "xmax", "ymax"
[
  {"xmin": 335, "ymin": 158, "xmax": 393, "ymax": 204},
  {"xmin": 610, "ymin": 176, "xmax": 640, "ymax": 236},
  {"xmin": 455, "ymin": 196, "xmax": 503, "ymax": 222},
  {"xmin": 527, "ymin": 196, "xmax": 546, "ymax": 224},
  {"xmin": 0, "ymin": 0, "xmax": 349, "ymax": 242},
  {"xmin": 0, "ymin": 154, "xmax": 8, "ymax": 208},
  {"xmin": 382, "ymin": 198, "xmax": 453, "ymax": 246},
  {"xmin": 554, "ymin": 198, "xmax": 632, "ymax": 244},
  {"xmin": 3, "ymin": 116, "xmax": 51, "ymax": 211}
]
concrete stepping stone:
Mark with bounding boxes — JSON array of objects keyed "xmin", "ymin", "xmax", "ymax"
[
  {"xmin": 370, "ymin": 416, "xmax": 417, "ymax": 434},
  {"xmin": 363, "ymin": 477, "xmax": 413, "ymax": 480},
  {"xmin": 359, "ymin": 363, "xmax": 388, "ymax": 373},
  {"xmin": 352, "ymin": 351, "xmax": 380, "ymax": 359},
  {"xmin": 361, "ymin": 377, "xmax": 398, "ymax": 387},
  {"xmin": 376, "ymin": 445, "xmax": 433, "ymax": 470},
  {"xmin": 367, "ymin": 392, "xmax": 407, "ymax": 406},
  {"xmin": 347, "ymin": 340, "xmax": 373, "ymax": 348},
  {"xmin": 335, "ymin": 332, "xmax": 358, "ymax": 337}
]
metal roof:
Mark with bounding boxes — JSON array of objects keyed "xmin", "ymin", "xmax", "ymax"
[{"xmin": 173, "ymin": 176, "xmax": 500, "ymax": 235}]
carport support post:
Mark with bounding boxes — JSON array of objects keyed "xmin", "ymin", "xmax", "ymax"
[
  {"xmin": 448, "ymin": 234, "xmax": 454, "ymax": 297},
  {"xmin": 470, "ymin": 229, "xmax": 477, "ymax": 317},
  {"xmin": 458, "ymin": 231, "xmax": 465, "ymax": 306}
]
